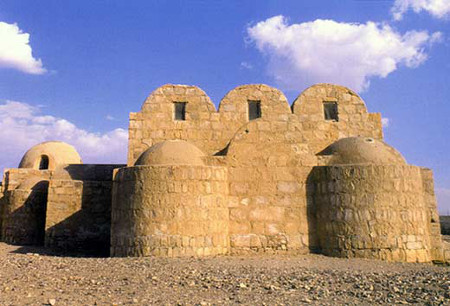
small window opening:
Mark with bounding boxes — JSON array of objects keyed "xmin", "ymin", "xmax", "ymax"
[
  {"xmin": 248, "ymin": 100, "xmax": 261, "ymax": 121},
  {"xmin": 39, "ymin": 155, "xmax": 49, "ymax": 170},
  {"xmin": 174, "ymin": 102, "xmax": 187, "ymax": 121},
  {"xmin": 323, "ymin": 101, "xmax": 339, "ymax": 121}
]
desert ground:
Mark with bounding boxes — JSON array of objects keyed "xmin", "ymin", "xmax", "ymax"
[{"xmin": 0, "ymin": 242, "xmax": 448, "ymax": 305}]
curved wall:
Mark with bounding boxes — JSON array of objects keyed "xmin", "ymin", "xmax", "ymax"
[
  {"xmin": 312, "ymin": 165, "xmax": 433, "ymax": 263},
  {"xmin": 111, "ymin": 165, "xmax": 229, "ymax": 257}
]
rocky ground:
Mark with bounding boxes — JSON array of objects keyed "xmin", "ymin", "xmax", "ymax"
[{"xmin": 0, "ymin": 242, "xmax": 448, "ymax": 305}]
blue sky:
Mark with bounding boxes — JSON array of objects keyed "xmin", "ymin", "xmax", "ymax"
[{"xmin": 0, "ymin": 0, "xmax": 449, "ymax": 213}]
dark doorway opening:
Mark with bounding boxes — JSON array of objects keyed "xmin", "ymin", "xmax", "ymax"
[{"xmin": 39, "ymin": 155, "xmax": 49, "ymax": 170}]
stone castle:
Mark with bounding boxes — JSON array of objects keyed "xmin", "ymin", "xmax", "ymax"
[{"xmin": 0, "ymin": 83, "xmax": 448, "ymax": 263}]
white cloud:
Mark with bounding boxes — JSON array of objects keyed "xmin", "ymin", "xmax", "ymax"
[
  {"xmin": 247, "ymin": 16, "xmax": 441, "ymax": 92},
  {"xmin": 0, "ymin": 101, "xmax": 127, "ymax": 172},
  {"xmin": 240, "ymin": 61, "xmax": 253, "ymax": 70},
  {"xmin": 381, "ymin": 117, "xmax": 390, "ymax": 128},
  {"xmin": 0, "ymin": 22, "xmax": 46, "ymax": 74},
  {"xmin": 436, "ymin": 187, "xmax": 450, "ymax": 215},
  {"xmin": 392, "ymin": 0, "xmax": 450, "ymax": 20}
]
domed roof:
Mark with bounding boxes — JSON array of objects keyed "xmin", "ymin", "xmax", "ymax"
[
  {"xmin": 19, "ymin": 141, "xmax": 82, "ymax": 170},
  {"xmin": 135, "ymin": 140, "xmax": 205, "ymax": 166},
  {"xmin": 319, "ymin": 137, "xmax": 406, "ymax": 165}
]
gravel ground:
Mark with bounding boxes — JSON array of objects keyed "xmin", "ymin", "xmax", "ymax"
[{"xmin": 0, "ymin": 242, "xmax": 448, "ymax": 305}]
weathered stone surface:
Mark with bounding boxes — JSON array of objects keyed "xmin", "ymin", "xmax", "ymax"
[{"xmin": 0, "ymin": 83, "xmax": 446, "ymax": 263}]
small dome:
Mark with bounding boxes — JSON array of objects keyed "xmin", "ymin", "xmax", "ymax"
[
  {"xmin": 135, "ymin": 140, "xmax": 205, "ymax": 166},
  {"xmin": 19, "ymin": 141, "xmax": 82, "ymax": 170},
  {"xmin": 319, "ymin": 137, "xmax": 406, "ymax": 165}
]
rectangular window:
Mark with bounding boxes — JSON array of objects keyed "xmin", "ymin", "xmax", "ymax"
[
  {"xmin": 323, "ymin": 101, "xmax": 339, "ymax": 121},
  {"xmin": 174, "ymin": 102, "xmax": 187, "ymax": 121},
  {"xmin": 248, "ymin": 100, "xmax": 261, "ymax": 121}
]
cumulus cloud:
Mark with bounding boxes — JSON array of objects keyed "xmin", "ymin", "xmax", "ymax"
[
  {"xmin": 436, "ymin": 187, "xmax": 450, "ymax": 215},
  {"xmin": 0, "ymin": 100, "xmax": 127, "ymax": 172},
  {"xmin": 247, "ymin": 16, "xmax": 441, "ymax": 92},
  {"xmin": 392, "ymin": 0, "xmax": 450, "ymax": 20},
  {"xmin": 0, "ymin": 22, "xmax": 46, "ymax": 74}
]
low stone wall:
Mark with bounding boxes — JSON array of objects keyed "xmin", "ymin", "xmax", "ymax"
[
  {"xmin": 111, "ymin": 165, "xmax": 229, "ymax": 257},
  {"xmin": 312, "ymin": 165, "xmax": 434, "ymax": 263}
]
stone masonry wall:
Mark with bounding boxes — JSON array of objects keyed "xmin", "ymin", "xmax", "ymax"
[
  {"xmin": 111, "ymin": 165, "xmax": 229, "ymax": 257},
  {"xmin": 1, "ymin": 168, "xmax": 51, "ymax": 192},
  {"xmin": 128, "ymin": 83, "xmax": 382, "ymax": 165},
  {"xmin": 226, "ymin": 116, "xmax": 317, "ymax": 254},
  {"xmin": 45, "ymin": 165, "xmax": 120, "ymax": 255},
  {"xmin": 1, "ymin": 183, "xmax": 48, "ymax": 245},
  {"xmin": 45, "ymin": 180, "xmax": 113, "ymax": 255},
  {"xmin": 312, "ymin": 165, "xmax": 432, "ymax": 263},
  {"xmin": 292, "ymin": 84, "xmax": 382, "ymax": 154},
  {"xmin": 420, "ymin": 168, "xmax": 445, "ymax": 261},
  {"xmin": 0, "ymin": 169, "xmax": 51, "ymax": 245}
]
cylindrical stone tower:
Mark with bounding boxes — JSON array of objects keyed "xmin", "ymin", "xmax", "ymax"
[
  {"xmin": 111, "ymin": 140, "xmax": 229, "ymax": 257},
  {"xmin": 312, "ymin": 137, "xmax": 433, "ymax": 262}
]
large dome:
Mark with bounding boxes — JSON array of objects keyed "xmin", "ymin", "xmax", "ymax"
[
  {"xmin": 19, "ymin": 141, "xmax": 82, "ymax": 170},
  {"xmin": 319, "ymin": 137, "xmax": 406, "ymax": 165},
  {"xmin": 135, "ymin": 140, "xmax": 205, "ymax": 166}
]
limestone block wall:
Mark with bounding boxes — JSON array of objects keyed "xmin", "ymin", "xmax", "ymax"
[
  {"xmin": 45, "ymin": 165, "xmax": 121, "ymax": 255},
  {"xmin": 0, "ymin": 169, "xmax": 51, "ymax": 244},
  {"xmin": 1, "ymin": 168, "xmax": 51, "ymax": 192},
  {"xmin": 226, "ymin": 117, "xmax": 317, "ymax": 254},
  {"xmin": 128, "ymin": 85, "xmax": 220, "ymax": 164},
  {"xmin": 45, "ymin": 179, "xmax": 83, "ymax": 249},
  {"xmin": 312, "ymin": 165, "xmax": 433, "ymax": 262},
  {"xmin": 128, "ymin": 83, "xmax": 381, "ymax": 165},
  {"xmin": 1, "ymin": 180, "xmax": 48, "ymax": 245},
  {"xmin": 420, "ymin": 168, "xmax": 445, "ymax": 261},
  {"xmin": 111, "ymin": 165, "xmax": 229, "ymax": 257},
  {"xmin": 292, "ymin": 84, "xmax": 382, "ymax": 154}
]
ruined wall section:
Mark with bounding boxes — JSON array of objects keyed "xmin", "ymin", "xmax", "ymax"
[
  {"xmin": 111, "ymin": 165, "xmax": 229, "ymax": 257},
  {"xmin": 292, "ymin": 84, "xmax": 383, "ymax": 154},
  {"xmin": 312, "ymin": 165, "xmax": 433, "ymax": 263},
  {"xmin": 226, "ymin": 116, "xmax": 317, "ymax": 254}
]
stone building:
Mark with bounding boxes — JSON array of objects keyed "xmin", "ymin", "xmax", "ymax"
[{"xmin": 0, "ymin": 83, "xmax": 448, "ymax": 263}]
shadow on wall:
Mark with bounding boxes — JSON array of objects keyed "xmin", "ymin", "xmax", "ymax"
[
  {"xmin": 2, "ymin": 181, "xmax": 49, "ymax": 246},
  {"xmin": 4, "ymin": 177, "xmax": 112, "ymax": 257},
  {"xmin": 306, "ymin": 170, "xmax": 320, "ymax": 254},
  {"xmin": 42, "ymin": 179, "xmax": 112, "ymax": 257}
]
